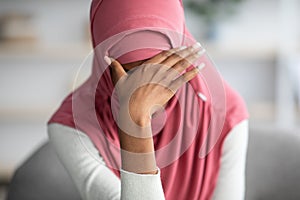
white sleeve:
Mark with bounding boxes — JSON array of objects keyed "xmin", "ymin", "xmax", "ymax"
[
  {"xmin": 47, "ymin": 123, "xmax": 165, "ymax": 200},
  {"xmin": 211, "ymin": 119, "xmax": 249, "ymax": 200}
]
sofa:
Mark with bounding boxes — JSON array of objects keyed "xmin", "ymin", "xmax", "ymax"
[{"xmin": 6, "ymin": 127, "xmax": 300, "ymax": 200}]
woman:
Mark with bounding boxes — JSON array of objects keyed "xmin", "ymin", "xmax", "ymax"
[{"xmin": 47, "ymin": 0, "xmax": 249, "ymax": 199}]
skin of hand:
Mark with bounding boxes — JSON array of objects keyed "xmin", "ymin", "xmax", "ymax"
[{"xmin": 105, "ymin": 43, "xmax": 206, "ymax": 174}]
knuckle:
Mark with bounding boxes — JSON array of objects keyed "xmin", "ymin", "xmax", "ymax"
[
  {"xmin": 177, "ymin": 59, "xmax": 188, "ymax": 67},
  {"xmin": 163, "ymin": 54, "xmax": 181, "ymax": 64},
  {"xmin": 170, "ymin": 53, "xmax": 183, "ymax": 60},
  {"xmin": 168, "ymin": 84, "xmax": 177, "ymax": 93},
  {"xmin": 181, "ymin": 47, "xmax": 193, "ymax": 56},
  {"xmin": 182, "ymin": 75, "xmax": 189, "ymax": 82},
  {"xmin": 185, "ymin": 49, "xmax": 195, "ymax": 57},
  {"xmin": 186, "ymin": 71, "xmax": 197, "ymax": 80},
  {"xmin": 161, "ymin": 50, "xmax": 172, "ymax": 57}
]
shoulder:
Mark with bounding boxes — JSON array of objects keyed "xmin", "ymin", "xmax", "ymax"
[{"xmin": 223, "ymin": 79, "xmax": 249, "ymax": 130}]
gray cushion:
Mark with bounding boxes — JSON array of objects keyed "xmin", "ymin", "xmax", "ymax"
[
  {"xmin": 6, "ymin": 141, "xmax": 81, "ymax": 200},
  {"xmin": 246, "ymin": 128, "xmax": 300, "ymax": 200},
  {"xmin": 6, "ymin": 128, "xmax": 300, "ymax": 200}
]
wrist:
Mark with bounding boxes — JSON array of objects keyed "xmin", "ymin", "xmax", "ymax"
[
  {"xmin": 132, "ymin": 114, "xmax": 151, "ymax": 127},
  {"xmin": 120, "ymin": 148, "xmax": 157, "ymax": 174},
  {"xmin": 119, "ymin": 105, "xmax": 151, "ymax": 127},
  {"xmin": 117, "ymin": 105, "xmax": 153, "ymax": 139}
]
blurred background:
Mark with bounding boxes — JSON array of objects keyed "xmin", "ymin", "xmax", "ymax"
[{"xmin": 0, "ymin": 0, "xmax": 299, "ymax": 199}]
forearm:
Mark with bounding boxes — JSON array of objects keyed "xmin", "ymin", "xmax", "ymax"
[
  {"xmin": 118, "ymin": 115, "xmax": 158, "ymax": 174},
  {"xmin": 48, "ymin": 123, "xmax": 166, "ymax": 200},
  {"xmin": 119, "ymin": 131, "xmax": 158, "ymax": 174}
]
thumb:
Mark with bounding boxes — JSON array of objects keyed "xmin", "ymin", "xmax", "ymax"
[{"xmin": 104, "ymin": 56, "xmax": 127, "ymax": 86}]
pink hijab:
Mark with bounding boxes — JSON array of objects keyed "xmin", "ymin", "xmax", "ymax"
[{"xmin": 48, "ymin": 0, "xmax": 249, "ymax": 199}]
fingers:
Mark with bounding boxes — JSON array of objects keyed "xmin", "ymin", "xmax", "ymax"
[
  {"xmin": 104, "ymin": 56, "xmax": 127, "ymax": 86},
  {"xmin": 170, "ymin": 63, "xmax": 206, "ymax": 92},
  {"xmin": 161, "ymin": 42, "xmax": 202, "ymax": 67},
  {"xmin": 104, "ymin": 42, "xmax": 206, "ymax": 88},
  {"xmin": 142, "ymin": 42, "xmax": 205, "ymax": 76},
  {"xmin": 142, "ymin": 46, "xmax": 186, "ymax": 65},
  {"xmin": 170, "ymin": 48, "xmax": 206, "ymax": 74}
]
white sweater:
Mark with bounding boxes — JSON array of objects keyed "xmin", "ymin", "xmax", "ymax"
[{"xmin": 47, "ymin": 120, "xmax": 248, "ymax": 200}]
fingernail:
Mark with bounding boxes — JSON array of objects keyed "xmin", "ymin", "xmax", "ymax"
[
  {"xmin": 197, "ymin": 49, "xmax": 206, "ymax": 56},
  {"xmin": 192, "ymin": 42, "xmax": 201, "ymax": 49},
  {"xmin": 197, "ymin": 63, "xmax": 206, "ymax": 71},
  {"xmin": 171, "ymin": 46, "xmax": 186, "ymax": 54},
  {"xmin": 104, "ymin": 56, "xmax": 112, "ymax": 65},
  {"xmin": 178, "ymin": 46, "xmax": 187, "ymax": 50},
  {"xmin": 197, "ymin": 92, "xmax": 207, "ymax": 102}
]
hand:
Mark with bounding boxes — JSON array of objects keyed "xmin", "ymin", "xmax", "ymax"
[
  {"xmin": 106, "ymin": 43, "xmax": 206, "ymax": 134},
  {"xmin": 105, "ymin": 43, "xmax": 206, "ymax": 173}
]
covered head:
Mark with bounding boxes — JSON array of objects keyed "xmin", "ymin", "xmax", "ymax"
[{"xmin": 90, "ymin": 0, "xmax": 190, "ymax": 64}]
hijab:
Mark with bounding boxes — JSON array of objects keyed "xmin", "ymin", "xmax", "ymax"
[{"xmin": 48, "ymin": 0, "xmax": 249, "ymax": 199}]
